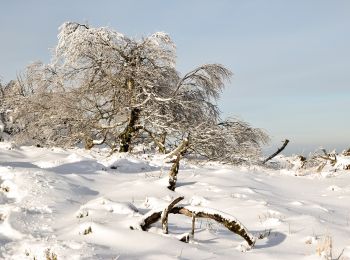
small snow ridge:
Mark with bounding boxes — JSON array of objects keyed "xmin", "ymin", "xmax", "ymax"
[
  {"xmin": 33, "ymin": 153, "xmax": 85, "ymax": 169},
  {"xmin": 0, "ymin": 207, "xmax": 24, "ymax": 240},
  {"xmin": 289, "ymin": 201, "xmax": 303, "ymax": 206},
  {"xmin": 231, "ymin": 193, "xmax": 248, "ymax": 199},
  {"xmin": 189, "ymin": 195, "xmax": 209, "ymax": 206},
  {"xmin": 261, "ymin": 217, "xmax": 281, "ymax": 227},
  {"xmin": 79, "ymin": 197, "xmax": 138, "ymax": 215},
  {"xmin": 144, "ymin": 197, "xmax": 169, "ymax": 210},
  {"xmin": 108, "ymin": 158, "xmax": 156, "ymax": 173},
  {"xmin": 33, "ymin": 160, "xmax": 63, "ymax": 169},
  {"xmin": 259, "ymin": 210, "xmax": 283, "ymax": 227},
  {"xmin": 312, "ymin": 204, "xmax": 329, "ymax": 212}
]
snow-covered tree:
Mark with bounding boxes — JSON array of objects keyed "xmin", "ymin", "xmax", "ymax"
[
  {"xmin": 8, "ymin": 23, "xmax": 176, "ymax": 148},
  {"xmin": 166, "ymin": 119, "xmax": 269, "ymax": 190},
  {"xmin": 10, "ymin": 22, "xmax": 269, "ymax": 169},
  {"xmin": 53, "ymin": 22, "xmax": 183, "ymax": 151},
  {"xmin": 0, "ymin": 79, "xmax": 26, "ymax": 139}
]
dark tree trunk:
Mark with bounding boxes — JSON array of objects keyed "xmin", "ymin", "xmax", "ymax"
[
  {"xmin": 119, "ymin": 108, "xmax": 140, "ymax": 152},
  {"xmin": 167, "ymin": 154, "xmax": 181, "ymax": 191},
  {"xmin": 84, "ymin": 137, "xmax": 94, "ymax": 150}
]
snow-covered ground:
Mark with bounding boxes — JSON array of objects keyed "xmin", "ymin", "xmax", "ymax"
[{"xmin": 0, "ymin": 142, "xmax": 349, "ymax": 259}]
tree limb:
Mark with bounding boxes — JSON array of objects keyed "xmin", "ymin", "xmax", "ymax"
[
  {"xmin": 161, "ymin": 196, "xmax": 184, "ymax": 234},
  {"xmin": 262, "ymin": 139, "xmax": 289, "ymax": 164},
  {"xmin": 134, "ymin": 205, "xmax": 255, "ymax": 247}
]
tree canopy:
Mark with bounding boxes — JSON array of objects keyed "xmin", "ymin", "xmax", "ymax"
[{"xmin": 1, "ymin": 22, "xmax": 269, "ymax": 169}]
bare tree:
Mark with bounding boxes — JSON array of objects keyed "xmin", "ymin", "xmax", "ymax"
[
  {"xmin": 166, "ymin": 119, "xmax": 269, "ymax": 190},
  {"xmin": 9, "ymin": 22, "xmax": 179, "ymax": 149},
  {"xmin": 52, "ymin": 22, "xmax": 179, "ymax": 151},
  {"xmin": 8, "ymin": 22, "xmax": 269, "ymax": 168},
  {"xmin": 10, "ymin": 22, "xmax": 235, "ymax": 152}
]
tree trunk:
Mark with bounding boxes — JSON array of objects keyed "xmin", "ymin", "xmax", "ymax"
[
  {"xmin": 167, "ymin": 138, "xmax": 189, "ymax": 191},
  {"xmin": 168, "ymin": 154, "xmax": 181, "ymax": 191},
  {"xmin": 119, "ymin": 108, "xmax": 140, "ymax": 152},
  {"xmin": 158, "ymin": 132, "xmax": 167, "ymax": 153},
  {"xmin": 84, "ymin": 137, "xmax": 94, "ymax": 150}
]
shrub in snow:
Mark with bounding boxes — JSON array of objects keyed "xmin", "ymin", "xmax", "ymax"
[{"xmin": 267, "ymin": 148, "xmax": 350, "ymax": 175}]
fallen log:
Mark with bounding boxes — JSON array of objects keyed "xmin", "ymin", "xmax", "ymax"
[
  {"xmin": 171, "ymin": 206, "xmax": 255, "ymax": 246},
  {"xmin": 133, "ymin": 202, "xmax": 255, "ymax": 246}
]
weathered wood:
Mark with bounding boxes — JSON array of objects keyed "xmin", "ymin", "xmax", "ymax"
[
  {"xmin": 166, "ymin": 138, "xmax": 189, "ymax": 191},
  {"xmin": 262, "ymin": 139, "xmax": 289, "ymax": 164},
  {"xmin": 119, "ymin": 108, "xmax": 140, "ymax": 152},
  {"xmin": 136, "ymin": 205, "xmax": 255, "ymax": 247},
  {"xmin": 172, "ymin": 207, "xmax": 255, "ymax": 246},
  {"xmin": 161, "ymin": 196, "xmax": 184, "ymax": 234},
  {"xmin": 166, "ymin": 138, "xmax": 189, "ymax": 158},
  {"xmin": 167, "ymin": 154, "xmax": 181, "ymax": 191},
  {"xmin": 191, "ymin": 214, "xmax": 195, "ymax": 238}
]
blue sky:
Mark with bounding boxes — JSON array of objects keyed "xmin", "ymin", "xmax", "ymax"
[{"xmin": 1, "ymin": 0, "xmax": 349, "ymax": 154}]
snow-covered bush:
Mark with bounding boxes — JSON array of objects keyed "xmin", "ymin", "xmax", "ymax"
[{"xmin": 266, "ymin": 148, "xmax": 350, "ymax": 175}]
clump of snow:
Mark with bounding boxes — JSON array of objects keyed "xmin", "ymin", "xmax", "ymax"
[{"xmin": 107, "ymin": 157, "xmax": 158, "ymax": 173}]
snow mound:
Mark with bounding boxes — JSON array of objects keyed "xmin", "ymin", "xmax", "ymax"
[{"xmin": 78, "ymin": 197, "xmax": 138, "ymax": 216}]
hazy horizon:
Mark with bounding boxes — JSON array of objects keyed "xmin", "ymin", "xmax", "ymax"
[{"xmin": 1, "ymin": 0, "xmax": 349, "ymax": 154}]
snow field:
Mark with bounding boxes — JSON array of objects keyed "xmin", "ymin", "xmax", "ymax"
[{"xmin": 0, "ymin": 143, "xmax": 349, "ymax": 259}]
